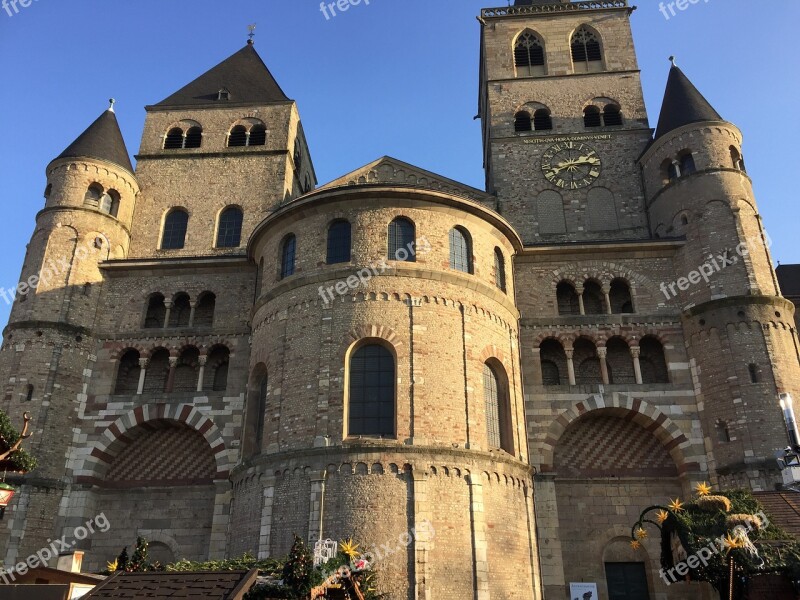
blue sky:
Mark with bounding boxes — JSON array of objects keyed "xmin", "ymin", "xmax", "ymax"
[{"xmin": 0, "ymin": 1, "xmax": 797, "ymax": 325}]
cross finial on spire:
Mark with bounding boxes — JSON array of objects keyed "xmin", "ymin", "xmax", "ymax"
[
  {"xmin": 108, "ymin": 98, "xmax": 116, "ymax": 113},
  {"xmin": 669, "ymin": 56, "xmax": 677, "ymax": 67},
  {"xmin": 248, "ymin": 23, "xmax": 256, "ymax": 45}
]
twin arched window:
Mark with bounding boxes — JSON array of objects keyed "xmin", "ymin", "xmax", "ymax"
[
  {"xmin": 584, "ymin": 104, "xmax": 622, "ymax": 128},
  {"xmin": 161, "ymin": 209, "xmax": 189, "ymax": 250},
  {"xmin": 227, "ymin": 122, "xmax": 267, "ymax": 147},
  {"xmin": 514, "ymin": 30, "xmax": 545, "ymax": 77},
  {"xmin": 84, "ymin": 184, "xmax": 120, "ymax": 218},
  {"xmin": 327, "ymin": 220, "xmax": 352, "ymax": 264},
  {"xmin": 388, "ymin": 217, "xmax": 416, "ymax": 262},
  {"xmin": 164, "ymin": 126, "xmax": 202, "ymax": 150},
  {"xmin": 514, "ymin": 108, "xmax": 553, "ymax": 132},
  {"xmin": 280, "ymin": 234, "xmax": 297, "ymax": 279},
  {"xmin": 449, "ymin": 227, "xmax": 473, "ymax": 274},
  {"xmin": 217, "ymin": 207, "xmax": 244, "ymax": 248},
  {"xmin": 661, "ymin": 150, "xmax": 697, "ymax": 185},
  {"xmin": 571, "ymin": 26, "xmax": 603, "ymax": 73},
  {"xmin": 348, "ymin": 344, "xmax": 395, "ymax": 437}
]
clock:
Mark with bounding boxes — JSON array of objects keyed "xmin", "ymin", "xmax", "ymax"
[{"xmin": 541, "ymin": 141, "xmax": 602, "ymax": 189}]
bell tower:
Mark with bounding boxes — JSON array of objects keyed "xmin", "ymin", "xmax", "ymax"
[{"xmin": 478, "ymin": 0, "xmax": 651, "ymax": 243}]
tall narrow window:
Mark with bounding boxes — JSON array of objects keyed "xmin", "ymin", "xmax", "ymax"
[
  {"xmin": 449, "ymin": 227, "xmax": 472, "ymax": 274},
  {"xmin": 217, "ymin": 206, "xmax": 244, "ymax": 248},
  {"xmin": 679, "ymin": 151, "xmax": 696, "ymax": 176},
  {"xmin": 348, "ymin": 344, "xmax": 395, "ymax": 437},
  {"xmin": 571, "ymin": 26, "xmax": 603, "ymax": 72},
  {"xmin": 494, "ymin": 248, "xmax": 506, "ymax": 292},
  {"xmin": 255, "ymin": 374, "xmax": 268, "ymax": 450},
  {"xmin": 483, "ymin": 362, "xmax": 513, "ymax": 454},
  {"xmin": 748, "ymin": 363, "xmax": 760, "ymax": 384},
  {"xmin": 327, "ymin": 220, "xmax": 352, "ymax": 264},
  {"xmin": 388, "ymin": 217, "xmax": 415, "ymax": 262},
  {"xmin": 584, "ymin": 106, "xmax": 602, "ymax": 128},
  {"xmin": 280, "ymin": 234, "xmax": 296, "ymax": 279},
  {"xmin": 161, "ymin": 209, "xmax": 189, "ymax": 250},
  {"xmin": 514, "ymin": 30, "xmax": 545, "ymax": 77},
  {"xmin": 514, "ymin": 111, "xmax": 532, "ymax": 132},
  {"xmin": 731, "ymin": 146, "xmax": 746, "ymax": 172},
  {"xmin": 24, "ymin": 384, "xmax": 34, "ymax": 402},
  {"xmin": 533, "ymin": 109, "xmax": 553, "ymax": 131}
]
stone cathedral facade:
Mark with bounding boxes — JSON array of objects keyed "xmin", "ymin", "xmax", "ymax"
[{"xmin": 1, "ymin": 1, "xmax": 798, "ymax": 598}]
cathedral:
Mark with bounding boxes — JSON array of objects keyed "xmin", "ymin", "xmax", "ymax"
[{"xmin": 1, "ymin": 0, "xmax": 798, "ymax": 599}]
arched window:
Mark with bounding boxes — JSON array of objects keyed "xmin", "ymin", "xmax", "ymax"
[
  {"xmin": 327, "ymin": 220, "xmax": 352, "ymax": 264},
  {"xmin": 571, "ymin": 25, "xmax": 603, "ymax": 73},
  {"xmin": 748, "ymin": 363, "xmax": 760, "ymax": 384},
  {"xmin": 250, "ymin": 124, "xmax": 267, "ymax": 146},
  {"xmin": 173, "ymin": 347, "xmax": 199, "ymax": 393},
  {"xmin": 168, "ymin": 293, "xmax": 191, "ymax": 328},
  {"xmin": 143, "ymin": 348, "xmax": 170, "ymax": 394},
  {"xmin": 574, "ymin": 338, "xmax": 602, "ymax": 385},
  {"xmin": 164, "ymin": 128, "xmax": 184, "ymax": 150},
  {"xmin": 256, "ymin": 258, "xmax": 264, "ymax": 297},
  {"xmin": 640, "ymin": 337, "xmax": 669, "ymax": 384},
  {"xmin": 114, "ymin": 350, "xmax": 141, "ymax": 395},
  {"xmin": 255, "ymin": 373, "xmax": 268, "ymax": 451},
  {"xmin": 731, "ymin": 146, "xmax": 746, "ymax": 172},
  {"xmin": 679, "ymin": 151, "xmax": 696, "ymax": 176},
  {"xmin": 583, "ymin": 106, "xmax": 601, "ymax": 128},
  {"xmin": 533, "ymin": 109, "xmax": 553, "ymax": 131},
  {"xmin": 483, "ymin": 361, "xmax": 513, "ymax": 454},
  {"xmin": 228, "ymin": 125, "xmax": 248, "ymax": 147},
  {"xmin": 217, "ymin": 206, "xmax": 244, "ymax": 248},
  {"xmin": 108, "ymin": 190, "xmax": 121, "ymax": 218},
  {"xmin": 144, "ymin": 293, "xmax": 166, "ymax": 329},
  {"xmin": 514, "ymin": 111, "xmax": 532, "ymax": 133},
  {"xmin": 603, "ymin": 104, "xmax": 623, "ymax": 126},
  {"xmin": 540, "ymin": 339, "xmax": 567, "ymax": 386},
  {"xmin": 514, "ymin": 30, "xmax": 545, "ymax": 77},
  {"xmin": 194, "ymin": 292, "xmax": 215, "ymax": 328},
  {"xmin": 24, "ymin": 384, "xmax": 34, "ymax": 402},
  {"xmin": 204, "ymin": 346, "xmax": 230, "ymax": 392},
  {"xmin": 556, "ymin": 281, "xmax": 580, "ymax": 315},
  {"xmin": 184, "ymin": 126, "xmax": 203, "ymax": 149},
  {"xmin": 582, "ymin": 280, "xmax": 605, "ymax": 315},
  {"xmin": 609, "ymin": 278, "xmax": 633, "ymax": 314},
  {"xmin": 449, "ymin": 227, "xmax": 473, "ymax": 274},
  {"xmin": 84, "ymin": 184, "xmax": 103, "ymax": 208},
  {"xmin": 388, "ymin": 217, "xmax": 415, "ymax": 262},
  {"xmin": 494, "ymin": 248, "xmax": 506, "ymax": 292},
  {"xmin": 348, "ymin": 344, "xmax": 395, "ymax": 437},
  {"xmin": 161, "ymin": 209, "xmax": 189, "ymax": 250},
  {"xmin": 606, "ymin": 337, "xmax": 635, "ymax": 384},
  {"xmin": 280, "ymin": 234, "xmax": 296, "ymax": 279},
  {"xmin": 661, "ymin": 158, "xmax": 679, "ymax": 185}
]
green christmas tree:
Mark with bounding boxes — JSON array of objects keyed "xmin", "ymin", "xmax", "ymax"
[
  {"xmin": 128, "ymin": 537, "xmax": 150, "ymax": 573},
  {"xmin": 282, "ymin": 535, "xmax": 314, "ymax": 596},
  {"xmin": 116, "ymin": 547, "xmax": 129, "ymax": 572}
]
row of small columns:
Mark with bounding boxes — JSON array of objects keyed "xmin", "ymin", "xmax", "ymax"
[
  {"xmin": 134, "ymin": 356, "xmax": 208, "ymax": 394},
  {"xmin": 571, "ymin": 283, "xmax": 636, "ymax": 316},
  {"xmin": 533, "ymin": 345, "xmax": 645, "ymax": 385},
  {"xmin": 160, "ymin": 300, "xmax": 199, "ymax": 329}
]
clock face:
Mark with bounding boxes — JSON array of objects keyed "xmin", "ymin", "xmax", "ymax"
[{"xmin": 541, "ymin": 142, "xmax": 602, "ymax": 189}]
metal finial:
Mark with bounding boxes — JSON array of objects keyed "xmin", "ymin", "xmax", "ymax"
[
  {"xmin": 669, "ymin": 56, "xmax": 677, "ymax": 67},
  {"xmin": 248, "ymin": 23, "xmax": 256, "ymax": 44},
  {"xmin": 108, "ymin": 98, "xmax": 116, "ymax": 112}
]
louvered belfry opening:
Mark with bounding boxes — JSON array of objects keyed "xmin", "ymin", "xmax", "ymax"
[
  {"xmin": 584, "ymin": 106, "xmax": 602, "ymax": 128},
  {"xmin": 514, "ymin": 111, "xmax": 532, "ymax": 132},
  {"xmin": 533, "ymin": 109, "xmax": 553, "ymax": 131},
  {"xmin": 228, "ymin": 125, "xmax": 248, "ymax": 147},
  {"xmin": 515, "ymin": 31, "xmax": 545, "ymax": 76}
]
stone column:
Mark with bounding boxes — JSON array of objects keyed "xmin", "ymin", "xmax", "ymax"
[
  {"xmin": 534, "ymin": 475, "xmax": 566, "ymax": 599},
  {"xmin": 208, "ymin": 480, "xmax": 231, "ymax": 559},
  {"xmin": 308, "ymin": 473, "xmax": 327, "ymax": 545},
  {"xmin": 530, "ymin": 347, "xmax": 543, "ymax": 385},
  {"xmin": 597, "ymin": 347, "xmax": 610, "ymax": 385},
  {"xmin": 258, "ymin": 475, "xmax": 277, "ymax": 559},
  {"xmin": 166, "ymin": 357, "xmax": 178, "ymax": 393},
  {"xmin": 163, "ymin": 301, "xmax": 173, "ymax": 329},
  {"xmin": 136, "ymin": 358, "xmax": 149, "ymax": 395},
  {"xmin": 631, "ymin": 346, "xmax": 643, "ymax": 384},
  {"xmin": 577, "ymin": 290, "xmax": 586, "ymax": 316},
  {"xmin": 188, "ymin": 301, "xmax": 197, "ymax": 328},
  {"xmin": 411, "ymin": 470, "xmax": 432, "ymax": 600},
  {"xmin": 603, "ymin": 288, "xmax": 613, "ymax": 315},
  {"xmin": 565, "ymin": 349, "xmax": 576, "ymax": 386},
  {"xmin": 467, "ymin": 474, "xmax": 490, "ymax": 600},
  {"xmin": 197, "ymin": 356, "xmax": 207, "ymax": 392}
]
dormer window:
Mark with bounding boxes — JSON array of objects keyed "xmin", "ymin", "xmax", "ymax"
[{"xmin": 218, "ymin": 88, "xmax": 231, "ymax": 101}]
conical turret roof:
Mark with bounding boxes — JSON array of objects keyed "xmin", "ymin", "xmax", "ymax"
[
  {"xmin": 654, "ymin": 63, "xmax": 723, "ymax": 140},
  {"xmin": 55, "ymin": 106, "xmax": 134, "ymax": 173}
]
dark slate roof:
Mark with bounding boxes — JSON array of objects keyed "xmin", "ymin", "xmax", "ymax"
[
  {"xmin": 155, "ymin": 43, "xmax": 290, "ymax": 107},
  {"xmin": 84, "ymin": 570, "xmax": 258, "ymax": 600},
  {"xmin": 777, "ymin": 264, "xmax": 800, "ymax": 298},
  {"xmin": 54, "ymin": 109, "xmax": 134, "ymax": 174},
  {"xmin": 753, "ymin": 491, "xmax": 800, "ymax": 538},
  {"xmin": 654, "ymin": 65, "xmax": 723, "ymax": 140}
]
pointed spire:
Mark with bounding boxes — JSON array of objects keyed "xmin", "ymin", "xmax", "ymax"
[
  {"xmin": 54, "ymin": 105, "xmax": 134, "ymax": 173},
  {"xmin": 155, "ymin": 44, "xmax": 289, "ymax": 107},
  {"xmin": 654, "ymin": 60, "xmax": 723, "ymax": 140}
]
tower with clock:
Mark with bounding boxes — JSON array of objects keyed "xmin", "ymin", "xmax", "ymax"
[{"xmin": 479, "ymin": 0, "xmax": 653, "ymax": 243}]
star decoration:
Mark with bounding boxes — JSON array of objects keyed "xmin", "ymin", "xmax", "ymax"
[
  {"xmin": 724, "ymin": 533, "xmax": 744, "ymax": 552},
  {"xmin": 668, "ymin": 498, "xmax": 685, "ymax": 512},
  {"xmin": 635, "ymin": 527, "xmax": 648, "ymax": 540},
  {"xmin": 656, "ymin": 510, "xmax": 670, "ymax": 524},
  {"xmin": 695, "ymin": 482, "xmax": 713, "ymax": 497},
  {"xmin": 106, "ymin": 558, "xmax": 119, "ymax": 572},
  {"xmin": 340, "ymin": 538, "xmax": 360, "ymax": 559},
  {"xmin": 630, "ymin": 539, "xmax": 641, "ymax": 550}
]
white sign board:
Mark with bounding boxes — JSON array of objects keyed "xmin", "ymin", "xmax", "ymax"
[{"xmin": 569, "ymin": 583, "xmax": 598, "ymax": 600}]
